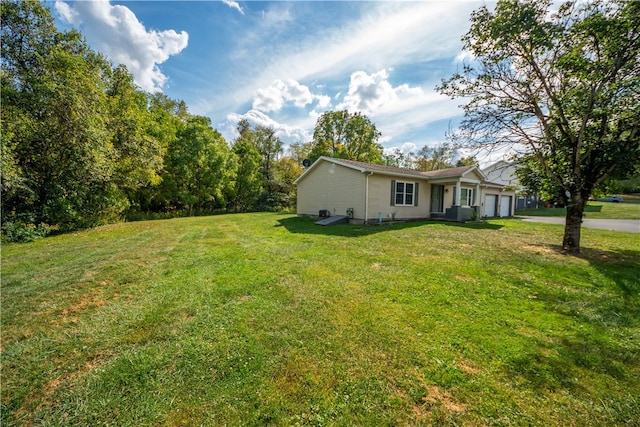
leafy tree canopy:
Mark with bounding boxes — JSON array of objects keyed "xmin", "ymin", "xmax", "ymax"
[
  {"xmin": 439, "ymin": 0, "xmax": 640, "ymax": 253},
  {"xmin": 309, "ymin": 110, "xmax": 383, "ymax": 164}
]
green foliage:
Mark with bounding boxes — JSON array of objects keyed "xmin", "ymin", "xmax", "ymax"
[
  {"xmin": 383, "ymin": 144, "xmax": 475, "ymax": 171},
  {"xmin": 229, "ymin": 119, "xmax": 294, "ymax": 212},
  {"xmin": 619, "ymin": 176, "xmax": 640, "ymax": 193},
  {"xmin": 1, "ymin": 1, "xmax": 245, "ymax": 228},
  {"xmin": 272, "ymin": 156, "xmax": 304, "ymax": 206},
  {"xmin": 455, "ymin": 155, "xmax": 479, "ymax": 167},
  {"xmin": 310, "ymin": 110, "xmax": 383, "ymax": 164},
  {"xmin": 439, "ymin": 0, "xmax": 640, "ymax": 252},
  {"xmin": 288, "ymin": 141, "xmax": 314, "ymax": 165},
  {"xmin": 155, "ymin": 115, "xmax": 235, "ymax": 213},
  {"xmin": 107, "ymin": 66, "xmax": 165, "ymax": 194},
  {"xmin": 0, "ymin": 0, "xmax": 168, "ymax": 231},
  {"xmin": 382, "ymin": 148, "xmax": 413, "ymax": 169},
  {"xmin": 0, "ymin": 214, "xmax": 55, "ymax": 243},
  {"xmin": 230, "ymin": 123, "xmax": 262, "ymax": 211},
  {"xmin": 517, "ymin": 200, "xmax": 640, "ymax": 220},
  {"xmin": 414, "ymin": 143, "xmax": 457, "ymax": 171}
]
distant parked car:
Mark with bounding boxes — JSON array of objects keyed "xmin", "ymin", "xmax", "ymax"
[{"xmin": 598, "ymin": 196, "xmax": 624, "ymax": 203}]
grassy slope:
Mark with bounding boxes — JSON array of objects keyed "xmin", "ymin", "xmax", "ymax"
[
  {"xmin": 517, "ymin": 195, "xmax": 640, "ymax": 219},
  {"xmin": 2, "ymin": 213, "xmax": 639, "ymax": 426}
]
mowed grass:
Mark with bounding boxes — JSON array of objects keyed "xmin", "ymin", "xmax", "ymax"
[
  {"xmin": 517, "ymin": 194, "xmax": 640, "ymax": 219},
  {"xmin": 2, "ymin": 213, "xmax": 639, "ymax": 426}
]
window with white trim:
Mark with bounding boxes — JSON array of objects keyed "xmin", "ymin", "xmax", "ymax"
[
  {"xmin": 460, "ymin": 188, "xmax": 474, "ymax": 206},
  {"xmin": 395, "ymin": 181, "xmax": 415, "ymax": 206}
]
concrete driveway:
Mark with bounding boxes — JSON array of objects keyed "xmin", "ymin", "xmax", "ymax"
[{"xmin": 516, "ymin": 216, "xmax": 640, "ymax": 233}]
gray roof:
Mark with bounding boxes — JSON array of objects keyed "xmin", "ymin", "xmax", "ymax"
[
  {"xmin": 325, "ymin": 157, "xmax": 481, "ymax": 179},
  {"xmin": 294, "ymin": 156, "xmax": 489, "ymax": 185}
]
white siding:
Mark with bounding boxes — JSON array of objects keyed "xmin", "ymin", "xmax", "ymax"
[
  {"xmin": 367, "ymin": 175, "xmax": 430, "ymax": 221},
  {"xmin": 296, "ymin": 160, "xmax": 365, "ymax": 218},
  {"xmin": 482, "ymin": 162, "xmax": 519, "ymax": 187}
]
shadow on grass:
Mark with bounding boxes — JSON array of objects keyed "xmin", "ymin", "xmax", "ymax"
[
  {"xmin": 506, "ymin": 245, "xmax": 639, "ymax": 398},
  {"xmin": 506, "ymin": 328, "xmax": 636, "ymax": 392},
  {"xmin": 539, "ymin": 244, "xmax": 640, "ymax": 298},
  {"xmin": 275, "ymin": 216, "xmax": 503, "ymax": 237},
  {"xmin": 580, "ymin": 248, "xmax": 640, "ymax": 297}
]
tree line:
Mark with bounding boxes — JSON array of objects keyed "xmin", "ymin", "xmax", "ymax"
[
  {"xmin": 1, "ymin": 0, "xmax": 471, "ymax": 241},
  {"xmin": 1, "ymin": 0, "xmax": 301, "ymax": 237}
]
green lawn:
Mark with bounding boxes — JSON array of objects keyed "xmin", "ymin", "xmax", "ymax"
[
  {"xmin": 516, "ymin": 194, "xmax": 640, "ymax": 219},
  {"xmin": 2, "ymin": 213, "xmax": 639, "ymax": 426}
]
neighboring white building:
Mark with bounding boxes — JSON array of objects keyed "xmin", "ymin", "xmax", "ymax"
[
  {"xmin": 481, "ymin": 161, "xmax": 539, "ymax": 210},
  {"xmin": 481, "ymin": 161, "xmax": 519, "ymax": 187}
]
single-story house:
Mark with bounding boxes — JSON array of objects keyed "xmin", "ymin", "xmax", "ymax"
[{"xmin": 294, "ymin": 156, "xmax": 516, "ymax": 224}]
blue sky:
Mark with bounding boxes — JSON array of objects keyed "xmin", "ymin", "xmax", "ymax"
[{"xmin": 50, "ymin": 0, "xmax": 489, "ymax": 159}]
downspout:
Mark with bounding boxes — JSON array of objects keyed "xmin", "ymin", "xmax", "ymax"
[{"xmin": 364, "ymin": 171, "xmax": 373, "ymax": 223}]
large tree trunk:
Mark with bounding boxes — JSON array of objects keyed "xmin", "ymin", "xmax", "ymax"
[{"xmin": 562, "ymin": 196, "xmax": 587, "ymax": 254}]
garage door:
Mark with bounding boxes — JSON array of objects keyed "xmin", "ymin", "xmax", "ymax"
[
  {"xmin": 500, "ymin": 195, "xmax": 512, "ymax": 217},
  {"xmin": 484, "ymin": 195, "xmax": 497, "ymax": 217}
]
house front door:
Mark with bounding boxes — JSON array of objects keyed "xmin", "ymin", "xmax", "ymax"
[{"xmin": 430, "ymin": 184, "xmax": 444, "ymax": 213}]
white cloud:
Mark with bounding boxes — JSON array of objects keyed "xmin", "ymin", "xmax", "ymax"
[
  {"xmin": 222, "ymin": 0, "xmax": 244, "ymax": 15},
  {"xmin": 226, "ymin": 110, "xmax": 312, "ymax": 144},
  {"xmin": 337, "ymin": 69, "xmax": 424, "ymax": 116},
  {"xmin": 338, "ymin": 70, "xmax": 395, "ymax": 114},
  {"xmin": 55, "ymin": 0, "xmax": 188, "ymax": 92},
  {"xmin": 253, "ymin": 79, "xmax": 314, "ymax": 112},
  {"xmin": 214, "ymin": 2, "xmax": 476, "ymax": 120},
  {"xmin": 383, "ymin": 142, "xmax": 418, "ymax": 156},
  {"xmin": 331, "ymin": 69, "xmax": 461, "ymax": 147},
  {"xmin": 455, "ymin": 50, "xmax": 475, "ymax": 63},
  {"xmin": 54, "ymin": 0, "xmax": 77, "ymax": 23},
  {"xmin": 253, "ymin": 79, "xmax": 333, "ymax": 115},
  {"xmin": 262, "ymin": 2, "xmax": 477, "ymax": 85}
]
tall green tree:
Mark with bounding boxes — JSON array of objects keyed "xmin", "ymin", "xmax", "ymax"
[
  {"xmin": 107, "ymin": 65, "xmax": 164, "ymax": 196},
  {"xmin": 1, "ymin": 0, "xmax": 170, "ymax": 229},
  {"xmin": 130, "ymin": 93, "xmax": 187, "ymax": 213},
  {"xmin": 229, "ymin": 119, "xmax": 262, "ymax": 211},
  {"xmin": 2, "ymin": 0, "xmax": 117, "ymax": 229},
  {"xmin": 157, "ymin": 115, "xmax": 235, "ymax": 214},
  {"xmin": 414, "ymin": 143, "xmax": 457, "ymax": 171},
  {"xmin": 439, "ymin": 0, "xmax": 640, "ymax": 253},
  {"xmin": 253, "ymin": 125, "xmax": 283, "ymax": 197},
  {"xmin": 272, "ymin": 156, "xmax": 304, "ymax": 209},
  {"xmin": 288, "ymin": 141, "xmax": 314, "ymax": 166},
  {"xmin": 383, "ymin": 148, "xmax": 417, "ymax": 169},
  {"xmin": 309, "ymin": 110, "xmax": 383, "ymax": 164}
]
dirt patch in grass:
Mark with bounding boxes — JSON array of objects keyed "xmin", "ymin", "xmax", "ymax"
[
  {"xmin": 521, "ymin": 243, "xmax": 566, "ymax": 258},
  {"xmin": 458, "ymin": 360, "xmax": 481, "ymax": 375},
  {"xmin": 14, "ymin": 350, "xmax": 113, "ymax": 424},
  {"xmin": 62, "ymin": 288, "xmax": 106, "ymax": 316},
  {"xmin": 411, "ymin": 384, "xmax": 468, "ymax": 422},
  {"xmin": 423, "ymin": 385, "xmax": 467, "ymax": 413}
]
